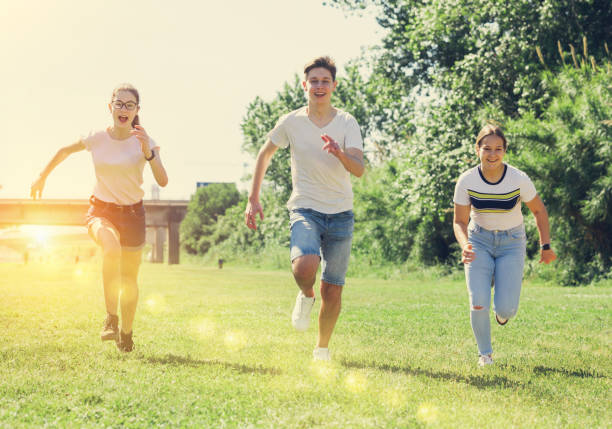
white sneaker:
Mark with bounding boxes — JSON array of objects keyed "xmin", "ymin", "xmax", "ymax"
[
  {"xmin": 291, "ymin": 291, "xmax": 315, "ymax": 331},
  {"xmin": 313, "ymin": 347, "xmax": 331, "ymax": 361},
  {"xmin": 478, "ymin": 354, "xmax": 494, "ymax": 367}
]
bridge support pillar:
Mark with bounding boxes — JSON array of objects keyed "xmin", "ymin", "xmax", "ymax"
[
  {"xmin": 168, "ymin": 222, "xmax": 180, "ymax": 265},
  {"xmin": 151, "ymin": 227, "xmax": 165, "ymax": 263}
]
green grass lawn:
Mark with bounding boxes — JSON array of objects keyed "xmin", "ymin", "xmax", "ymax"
[{"xmin": 0, "ymin": 261, "xmax": 610, "ymax": 428}]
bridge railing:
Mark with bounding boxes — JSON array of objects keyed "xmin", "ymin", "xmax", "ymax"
[{"xmin": 0, "ymin": 199, "xmax": 188, "ymax": 264}]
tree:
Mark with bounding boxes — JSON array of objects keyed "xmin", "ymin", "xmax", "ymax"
[
  {"xmin": 326, "ymin": 0, "xmax": 611, "ymax": 272},
  {"xmin": 331, "ymin": 0, "xmax": 611, "ymax": 115},
  {"xmin": 181, "ymin": 183, "xmax": 240, "ymax": 254},
  {"xmin": 508, "ymin": 64, "xmax": 612, "ymax": 284}
]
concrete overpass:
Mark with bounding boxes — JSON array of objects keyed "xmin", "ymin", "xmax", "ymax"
[{"xmin": 0, "ymin": 199, "xmax": 188, "ymax": 264}]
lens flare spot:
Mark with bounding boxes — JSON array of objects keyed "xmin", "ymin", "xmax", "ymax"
[
  {"xmin": 309, "ymin": 361, "xmax": 338, "ymax": 383},
  {"xmin": 344, "ymin": 371, "xmax": 367, "ymax": 393},
  {"xmin": 22, "ymin": 225, "xmax": 51, "ymax": 247},
  {"xmin": 145, "ymin": 294, "xmax": 167, "ymax": 314},
  {"xmin": 382, "ymin": 388, "xmax": 406, "ymax": 409},
  {"xmin": 73, "ymin": 267, "xmax": 83, "ymax": 277},
  {"xmin": 192, "ymin": 318, "xmax": 216, "ymax": 339},
  {"xmin": 416, "ymin": 403, "xmax": 439, "ymax": 424},
  {"xmin": 224, "ymin": 330, "xmax": 247, "ymax": 351}
]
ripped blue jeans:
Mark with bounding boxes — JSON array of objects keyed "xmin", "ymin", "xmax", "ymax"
[{"xmin": 465, "ymin": 222, "xmax": 526, "ymax": 356}]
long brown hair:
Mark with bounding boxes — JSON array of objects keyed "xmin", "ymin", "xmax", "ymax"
[{"xmin": 112, "ymin": 83, "xmax": 140, "ymax": 128}]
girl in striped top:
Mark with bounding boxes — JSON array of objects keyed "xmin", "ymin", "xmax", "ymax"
[{"xmin": 453, "ymin": 124, "xmax": 556, "ymax": 367}]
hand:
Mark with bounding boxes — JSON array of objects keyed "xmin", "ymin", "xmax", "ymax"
[
  {"xmin": 30, "ymin": 176, "xmax": 45, "ymax": 199},
  {"xmin": 321, "ymin": 134, "xmax": 342, "ymax": 158},
  {"xmin": 130, "ymin": 125, "xmax": 152, "ymax": 158},
  {"xmin": 540, "ymin": 248, "xmax": 557, "ymax": 264},
  {"xmin": 245, "ymin": 199, "xmax": 264, "ymax": 230},
  {"xmin": 462, "ymin": 243, "xmax": 475, "ymax": 264}
]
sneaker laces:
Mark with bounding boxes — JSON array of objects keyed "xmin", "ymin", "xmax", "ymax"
[
  {"xmin": 103, "ymin": 314, "xmax": 118, "ymax": 330},
  {"xmin": 296, "ymin": 293, "xmax": 314, "ymax": 316}
]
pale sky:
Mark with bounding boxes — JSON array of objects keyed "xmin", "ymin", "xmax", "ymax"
[{"xmin": 0, "ymin": 0, "xmax": 382, "ymax": 201}]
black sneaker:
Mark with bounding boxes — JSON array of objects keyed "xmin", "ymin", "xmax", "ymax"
[
  {"xmin": 100, "ymin": 314, "xmax": 119, "ymax": 341},
  {"xmin": 116, "ymin": 331, "xmax": 134, "ymax": 352}
]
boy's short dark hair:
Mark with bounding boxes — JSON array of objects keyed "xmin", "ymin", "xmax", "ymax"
[{"xmin": 304, "ymin": 56, "xmax": 337, "ymax": 81}]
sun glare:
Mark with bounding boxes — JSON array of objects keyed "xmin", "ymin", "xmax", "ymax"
[
  {"xmin": 21, "ymin": 225, "xmax": 51, "ymax": 247},
  {"xmin": 344, "ymin": 371, "xmax": 367, "ymax": 393},
  {"xmin": 145, "ymin": 294, "xmax": 168, "ymax": 314},
  {"xmin": 309, "ymin": 360, "xmax": 338, "ymax": 383},
  {"xmin": 416, "ymin": 403, "xmax": 439, "ymax": 424},
  {"xmin": 192, "ymin": 318, "xmax": 217, "ymax": 339},
  {"xmin": 382, "ymin": 388, "xmax": 407, "ymax": 410},
  {"xmin": 224, "ymin": 330, "xmax": 248, "ymax": 352}
]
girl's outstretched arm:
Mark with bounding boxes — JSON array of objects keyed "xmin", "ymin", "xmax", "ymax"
[{"xmin": 30, "ymin": 141, "xmax": 85, "ymax": 199}]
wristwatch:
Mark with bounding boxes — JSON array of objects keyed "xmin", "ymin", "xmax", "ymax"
[
  {"xmin": 145, "ymin": 149, "xmax": 155, "ymax": 161},
  {"xmin": 540, "ymin": 243, "xmax": 551, "ymax": 251}
]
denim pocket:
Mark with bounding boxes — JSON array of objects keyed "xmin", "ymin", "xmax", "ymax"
[{"xmin": 289, "ymin": 210, "xmax": 305, "ymax": 229}]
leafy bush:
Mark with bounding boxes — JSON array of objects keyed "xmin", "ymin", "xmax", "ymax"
[
  {"xmin": 180, "ymin": 183, "xmax": 240, "ymax": 254},
  {"xmin": 508, "ymin": 65, "xmax": 612, "ymax": 284}
]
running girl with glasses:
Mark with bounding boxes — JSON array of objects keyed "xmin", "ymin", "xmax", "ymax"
[{"xmin": 31, "ymin": 84, "xmax": 168, "ymax": 352}]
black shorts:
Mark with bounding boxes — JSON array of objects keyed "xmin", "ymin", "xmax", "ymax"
[{"xmin": 85, "ymin": 196, "xmax": 146, "ymax": 250}]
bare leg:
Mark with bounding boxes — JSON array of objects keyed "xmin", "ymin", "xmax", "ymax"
[
  {"xmin": 291, "ymin": 254, "xmax": 320, "ymax": 298},
  {"xmin": 317, "ymin": 281, "xmax": 343, "ymax": 348},
  {"xmin": 89, "ymin": 219, "xmax": 121, "ymax": 315},
  {"xmin": 119, "ymin": 249, "xmax": 142, "ymax": 334}
]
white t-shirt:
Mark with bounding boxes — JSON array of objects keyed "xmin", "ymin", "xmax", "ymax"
[
  {"xmin": 82, "ymin": 129, "xmax": 158, "ymax": 205},
  {"xmin": 268, "ymin": 106, "xmax": 363, "ymax": 214},
  {"xmin": 453, "ymin": 163, "xmax": 537, "ymax": 230}
]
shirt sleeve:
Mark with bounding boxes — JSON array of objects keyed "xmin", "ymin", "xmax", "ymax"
[
  {"xmin": 267, "ymin": 114, "xmax": 290, "ymax": 149},
  {"xmin": 80, "ymin": 131, "xmax": 96, "ymax": 151},
  {"xmin": 453, "ymin": 173, "xmax": 471, "ymax": 206},
  {"xmin": 520, "ymin": 172, "xmax": 537, "ymax": 203},
  {"xmin": 344, "ymin": 116, "xmax": 363, "ymax": 150}
]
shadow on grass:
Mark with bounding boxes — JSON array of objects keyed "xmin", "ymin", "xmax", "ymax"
[
  {"xmin": 531, "ymin": 365, "xmax": 608, "ymax": 379},
  {"xmin": 143, "ymin": 353, "xmax": 281, "ymax": 375},
  {"xmin": 340, "ymin": 359, "xmax": 521, "ymax": 390}
]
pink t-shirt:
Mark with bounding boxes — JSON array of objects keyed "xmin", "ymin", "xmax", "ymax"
[{"xmin": 82, "ymin": 130, "xmax": 158, "ymax": 205}]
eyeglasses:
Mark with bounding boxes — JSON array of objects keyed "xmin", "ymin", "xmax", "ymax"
[
  {"xmin": 111, "ymin": 100, "xmax": 138, "ymax": 111},
  {"xmin": 308, "ymin": 79, "xmax": 332, "ymax": 88}
]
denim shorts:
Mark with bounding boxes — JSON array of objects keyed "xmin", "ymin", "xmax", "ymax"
[
  {"xmin": 85, "ymin": 196, "xmax": 146, "ymax": 250},
  {"xmin": 289, "ymin": 208, "xmax": 354, "ymax": 286}
]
